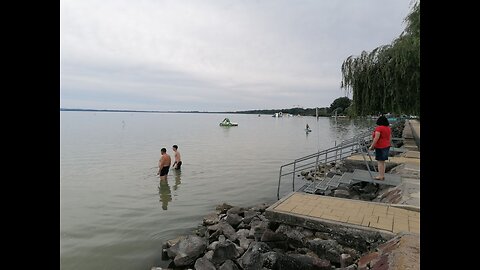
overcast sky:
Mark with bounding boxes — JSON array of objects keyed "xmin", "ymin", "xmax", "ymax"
[{"xmin": 61, "ymin": 0, "xmax": 413, "ymax": 111}]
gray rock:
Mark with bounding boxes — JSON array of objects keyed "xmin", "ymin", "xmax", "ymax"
[
  {"xmin": 238, "ymin": 242, "xmax": 271, "ymax": 270},
  {"xmin": 218, "ymin": 235, "xmax": 226, "ymax": 243},
  {"xmin": 243, "ymin": 210, "xmax": 259, "ymax": 224},
  {"xmin": 340, "ymin": 253, "xmax": 353, "ymax": 268},
  {"xmin": 295, "ymin": 247, "xmax": 311, "ymax": 255},
  {"xmin": 234, "ymin": 243, "xmax": 245, "ymax": 257},
  {"xmin": 297, "ymin": 227, "xmax": 314, "ymax": 238},
  {"xmin": 227, "ymin": 207, "xmax": 243, "ymax": 216},
  {"xmin": 249, "ymin": 217, "xmax": 262, "ymax": 228},
  {"xmin": 203, "ymin": 212, "xmax": 220, "ymax": 226},
  {"xmin": 215, "ymin": 220, "xmax": 238, "ymax": 242},
  {"xmin": 195, "ymin": 226, "xmax": 208, "ymax": 237},
  {"xmin": 207, "ymin": 223, "xmax": 220, "ymax": 233},
  {"xmin": 239, "ymin": 237, "xmax": 254, "ymax": 250},
  {"xmin": 343, "ymin": 247, "xmax": 360, "ymax": 261},
  {"xmin": 226, "ymin": 213, "xmax": 243, "ymax": 228},
  {"xmin": 260, "ymin": 229, "xmax": 287, "ymax": 242},
  {"xmin": 236, "ymin": 229, "xmax": 250, "ymax": 239},
  {"xmin": 212, "ymin": 240, "xmax": 241, "ymax": 265},
  {"xmin": 307, "ymin": 239, "xmax": 344, "ymax": 264},
  {"xmin": 363, "ymin": 183, "xmax": 378, "ymax": 194},
  {"xmin": 250, "ymin": 203, "xmax": 270, "ymax": 213},
  {"xmin": 165, "ymin": 235, "xmax": 186, "ymax": 249},
  {"xmin": 288, "ymin": 253, "xmax": 332, "ymax": 270},
  {"xmin": 275, "ymin": 224, "xmax": 292, "ymax": 234},
  {"xmin": 208, "ymin": 241, "xmax": 219, "ymax": 251},
  {"xmin": 250, "ymin": 224, "xmax": 268, "ymax": 241},
  {"xmin": 216, "ymin": 203, "xmax": 234, "ymax": 214},
  {"xmin": 360, "ymin": 193, "xmax": 377, "ymax": 201},
  {"xmin": 236, "ymin": 221, "xmax": 248, "ymax": 229},
  {"xmin": 262, "ymin": 251, "xmax": 323, "ymax": 270},
  {"xmin": 194, "ymin": 257, "xmax": 216, "ymax": 270},
  {"xmin": 334, "ymin": 189, "xmax": 350, "ymax": 198},
  {"xmin": 219, "ymin": 260, "xmax": 240, "ymax": 270},
  {"xmin": 314, "ymin": 232, "xmax": 331, "ymax": 240},
  {"xmin": 167, "ymin": 235, "xmax": 207, "ymax": 267},
  {"xmin": 204, "ymin": 250, "xmax": 214, "ymax": 261},
  {"xmin": 284, "ymin": 229, "xmax": 305, "ymax": 248}
]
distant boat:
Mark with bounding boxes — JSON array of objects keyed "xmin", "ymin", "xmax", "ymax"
[
  {"xmin": 219, "ymin": 118, "xmax": 238, "ymax": 126},
  {"xmin": 272, "ymin": 112, "xmax": 283, "ymax": 117}
]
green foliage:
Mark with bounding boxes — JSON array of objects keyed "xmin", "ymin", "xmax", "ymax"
[
  {"xmin": 340, "ymin": 1, "xmax": 420, "ymax": 116},
  {"xmin": 329, "ymin": 97, "xmax": 352, "ymax": 114}
]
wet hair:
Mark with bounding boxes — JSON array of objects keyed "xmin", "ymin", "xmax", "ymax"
[
  {"xmin": 161, "ymin": 148, "xmax": 167, "ymax": 153},
  {"xmin": 376, "ymin": 115, "xmax": 390, "ymax": 126},
  {"xmin": 172, "ymin": 145, "xmax": 178, "ymax": 150}
]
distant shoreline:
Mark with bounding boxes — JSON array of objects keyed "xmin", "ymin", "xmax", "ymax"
[
  {"xmin": 60, "ymin": 108, "xmax": 230, "ymax": 114},
  {"xmin": 60, "ymin": 107, "xmax": 332, "ymax": 117}
]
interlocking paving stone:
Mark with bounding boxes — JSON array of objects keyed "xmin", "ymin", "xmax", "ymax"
[{"xmin": 268, "ymin": 192, "xmax": 419, "ymax": 235}]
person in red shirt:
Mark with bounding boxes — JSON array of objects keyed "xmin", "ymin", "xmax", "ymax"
[{"xmin": 369, "ymin": 115, "xmax": 391, "ymax": 180}]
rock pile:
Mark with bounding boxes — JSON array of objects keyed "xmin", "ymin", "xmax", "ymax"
[{"xmin": 157, "ymin": 202, "xmax": 386, "ymax": 270}]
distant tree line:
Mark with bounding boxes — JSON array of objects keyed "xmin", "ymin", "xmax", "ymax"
[
  {"xmin": 340, "ymin": 1, "xmax": 419, "ymax": 116},
  {"xmin": 234, "ymin": 97, "xmax": 352, "ymax": 116},
  {"xmin": 234, "ymin": 107, "xmax": 329, "ymax": 116}
]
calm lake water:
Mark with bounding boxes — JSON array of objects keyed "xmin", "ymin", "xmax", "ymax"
[{"xmin": 60, "ymin": 111, "xmax": 374, "ymax": 269}]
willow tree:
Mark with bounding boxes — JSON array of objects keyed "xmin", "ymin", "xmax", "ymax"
[{"xmin": 341, "ymin": 1, "xmax": 420, "ymax": 116}]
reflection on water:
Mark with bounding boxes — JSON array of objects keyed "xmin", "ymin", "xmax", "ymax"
[
  {"xmin": 158, "ymin": 170, "xmax": 182, "ymax": 210},
  {"xmin": 158, "ymin": 180, "xmax": 171, "ymax": 210},
  {"xmin": 173, "ymin": 170, "xmax": 182, "ymax": 191}
]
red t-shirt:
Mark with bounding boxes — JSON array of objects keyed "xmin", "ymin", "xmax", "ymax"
[{"xmin": 372, "ymin": 125, "xmax": 391, "ymax": 149}]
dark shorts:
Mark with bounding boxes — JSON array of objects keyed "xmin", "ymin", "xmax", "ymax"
[
  {"xmin": 375, "ymin": 147, "xmax": 390, "ymax": 161},
  {"xmin": 160, "ymin": 166, "xmax": 170, "ymax": 176},
  {"xmin": 175, "ymin": 161, "xmax": 182, "ymax": 170}
]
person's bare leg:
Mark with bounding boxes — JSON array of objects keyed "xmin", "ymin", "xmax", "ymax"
[{"xmin": 376, "ymin": 161, "xmax": 385, "ymax": 180}]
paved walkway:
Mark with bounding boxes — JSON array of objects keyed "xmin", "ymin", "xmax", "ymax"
[{"xmin": 269, "ymin": 192, "xmax": 420, "ymax": 234}]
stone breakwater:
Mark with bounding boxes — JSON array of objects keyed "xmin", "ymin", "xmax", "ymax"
[{"xmin": 154, "ymin": 202, "xmax": 388, "ymax": 270}]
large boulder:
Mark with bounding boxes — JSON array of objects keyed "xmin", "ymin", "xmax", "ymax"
[
  {"xmin": 203, "ymin": 212, "xmax": 220, "ymax": 226},
  {"xmin": 307, "ymin": 239, "xmax": 344, "ymax": 264},
  {"xmin": 212, "ymin": 240, "xmax": 241, "ymax": 265},
  {"xmin": 226, "ymin": 213, "xmax": 243, "ymax": 228},
  {"xmin": 243, "ymin": 210, "xmax": 259, "ymax": 224},
  {"xmin": 210, "ymin": 220, "xmax": 238, "ymax": 242},
  {"xmin": 238, "ymin": 242, "xmax": 271, "ymax": 270},
  {"xmin": 167, "ymin": 235, "xmax": 207, "ymax": 267},
  {"xmin": 260, "ymin": 229, "xmax": 288, "ymax": 250},
  {"xmin": 194, "ymin": 257, "xmax": 216, "ymax": 270}
]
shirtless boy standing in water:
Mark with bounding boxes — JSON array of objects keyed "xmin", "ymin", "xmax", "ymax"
[
  {"xmin": 157, "ymin": 148, "xmax": 171, "ymax": 180},
  {"xmin": 172, "ymin": 145, "xmax": 182, "ymax": 170}
]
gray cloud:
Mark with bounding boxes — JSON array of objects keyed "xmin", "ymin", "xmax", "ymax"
[{"xmin": 61, "ymin": 0, "xmax": 413, "ymax": 111}]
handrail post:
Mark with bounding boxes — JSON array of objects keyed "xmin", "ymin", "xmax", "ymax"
[
  {"xmin": 292, "ymin": 161, "xmax": 296, "ymax": 192},
  {"xmin": 277, "ymin": 166, "xmax": 283, "ymax": 200}
]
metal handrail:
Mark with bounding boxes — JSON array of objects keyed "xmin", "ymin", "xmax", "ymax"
[
  {"xmin": 277, "ymin": 133, "xmax": 373, "ymax": 199},
  {"xmin": 276, "ymin": 120, "xmax": 404, "ymax": 199}
]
